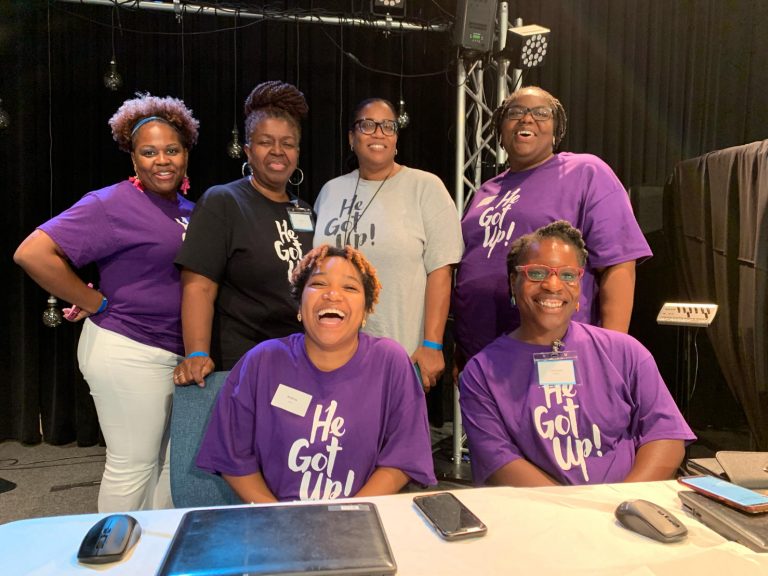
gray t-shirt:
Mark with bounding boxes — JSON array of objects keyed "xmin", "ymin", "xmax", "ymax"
[{"xmin": 314, "ymin": 166, "xmax": 464, "ymax": 354}]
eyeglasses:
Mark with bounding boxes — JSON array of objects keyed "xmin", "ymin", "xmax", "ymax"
[
  {"xmin": 515, "ymin": 264, "xmax": 584, "ymax": 284},
  {"xmin": 503, "ymin": 106, "xmax": 553, "ymax": 121},
  {"xmin": 353, "ymin": 118, "xmax": 399, "ymax": 136}
]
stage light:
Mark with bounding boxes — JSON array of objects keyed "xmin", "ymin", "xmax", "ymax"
[
  {"xmin": 42, "ymin": 295, "xmax": 63, "ymax": 328},
  {"xmin": 103, "ymin": 59, "xmax": 123, "ymax": 91},
  {"xmin": 226, "ymin": 125, "xmax": 243, "ymax": 159},
  {"xmin": 0, "ymin": 99, "xmax": 9, "ymax": 130},
  {"xmin": 104, "ymin": 8, "xmax": 123, "ymax": 91},
  {"xmin": 500, "ymin": 24, "xmax": 550, "ymax": 69},
  {"xmin": 397, "ymin": 99, "xmax": 410, "ymax": 130},
  {"xmin": 372, "ymin": 0, "xmax": 405, "ymax": 16}
]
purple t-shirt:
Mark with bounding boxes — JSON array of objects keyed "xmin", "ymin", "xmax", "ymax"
[
  {"xmin": 460, "ymin": 322, "xmax": 696, "ymax": 486},
  {"xmin": 39, "ymin": 180, "xmax": 193, "ymax": 355},
  {"xmin": 196, "ymin": 332, "xmax": 437, "ymax": 501},
  {"xmin": 453, "ymin": 153, "xmax": 653, "ymax": 358}
]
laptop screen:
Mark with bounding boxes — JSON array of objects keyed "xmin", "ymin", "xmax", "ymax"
[{"xmin": 156, "ymin": 502, "xmax": 397, "ymax": 576}]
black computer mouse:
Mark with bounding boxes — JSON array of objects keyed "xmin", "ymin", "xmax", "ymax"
[
  {"xmin": 615, "ymin": 499, "xmax": 688, "ymax": 543},
  {"xmin": 77, "ymin": 513, "xmax": 141, "ymax": 564}
]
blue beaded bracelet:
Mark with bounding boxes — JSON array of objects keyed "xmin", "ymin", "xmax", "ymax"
[
  {"xmin": 93, "ymin": 296, "xmax": 108, "ymax": 315},
  {"xmin": 186, "ymin": 351, "xmax": 209, "ymax": 359},
  {"xmin": 422, "ymin": 339, "xmax": 443, "ymax": 351}
]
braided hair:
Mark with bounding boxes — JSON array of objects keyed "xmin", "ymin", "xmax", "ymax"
[
  {"xmin": 492, "ymin": 86, "xmax": 567, "ymax": 151},
  {"xmin": 243, "ymin": 80, "xmax": 308, "ymax": 143}
]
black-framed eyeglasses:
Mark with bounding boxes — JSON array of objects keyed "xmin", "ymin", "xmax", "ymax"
[
  {"xmin": 515, "ymin": 264, "xmax": 584, "ymax": 284},
  {"xmin": 504, "ymin": 106, "xmax": 553, "ymax": 121},
  {"xmin": 353, "ymin": 118, "xmax": 399, "ymax": 136}
]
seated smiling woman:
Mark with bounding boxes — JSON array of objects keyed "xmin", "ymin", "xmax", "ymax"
[
  {"xmin": 196, "ymin": 245, "xmax": 436, "ymax": 502},
  {"xmin": 459, "ymin": 220, "xmax": 695, "ymax": 487}
]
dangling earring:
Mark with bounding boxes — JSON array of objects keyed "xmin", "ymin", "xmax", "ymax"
[
  {"xmin": 350, "ymin": 144, "xmax": 354, "ymax": 152},
  {"xmin": 242, "ymin": 162, "xmax": 253, "ymax": 178},
  {"xmin": 289, "ymin": 168, "xmax": 304, "ymax": 186},
  {"xmin": 575, "ymin": 302, "xmax": 580, "ymax": 312},
  {"xmin": 129, "ymin": 175, "xmax": 145, "ymax": 192},
  {"xmin": 361, "ymin": 318, "xmax": 366, "ymax": 329},
  {"xmin": 180, "ymin": 175, "xmax": 190, "ymax": 195},
  {"xmin": 510, "ymin": 293, "xmax": 516, "ymax": 307},
  {"xmin": 552, "ymin": 136, "xmax": 556, "ymax": 148},
  {"xmin": 394, "ymin": 148, "xmax": 398, "ymax": 156},
  {"xmin": 297, "ymin": 311, "xmax": 302, "ymax": 322}
]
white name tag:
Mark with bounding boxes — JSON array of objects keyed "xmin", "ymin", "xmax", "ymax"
[
  {"xmin": 535, "ymin": 358, "xmax": 577, "ymax": 386},
  {"xmin": 288, "ymin": 209, "xmax": 314, "ymax": 232},
  {"xmin": 270, "ymin": 383, "xmax": 312, "ymax": 417}
]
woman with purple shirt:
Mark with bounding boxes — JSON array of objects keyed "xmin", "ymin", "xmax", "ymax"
[
  {"xmin": 460, "ymin": 221, "xmax": 694, "ymax": 487},
  {"xmin": 197, "ymin": 245, "xmax": 436, "ymax": 502},
  {"xmin": 14, "ymin": 94, "xmax": 199, "ymax": 512},
  {"xmin": 453, "ymin": 86, "xmax": 651, "ymax": 365}
]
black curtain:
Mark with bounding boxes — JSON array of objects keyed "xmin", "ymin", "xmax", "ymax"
[
  {"xmin": 3, "ymin": 0, "xmax": 768, "ymax": 445},
  {"xmin": 665, "ymin": 140, "xmax": 768, "ymax": 449}
]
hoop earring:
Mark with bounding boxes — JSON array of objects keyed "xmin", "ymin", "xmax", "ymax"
[
  {"xmin": 297, "ymin": 312, "xmax": 302, "ymax": 322},
  {"xmin": 242, "ymin": 162, "xmax": 252, "ymax": 178},
  {"xmin": 289, "ymin": 168, "xmax": 304, "ymax": 186}
]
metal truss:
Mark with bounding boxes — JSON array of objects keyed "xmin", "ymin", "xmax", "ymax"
[{"xmin": 454, "ymin": 2, "xmax": 522, "ymax": 212}]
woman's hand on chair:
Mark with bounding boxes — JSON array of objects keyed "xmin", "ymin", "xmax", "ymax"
[{"xmin": 174, "ymin": 356, "xmax": 215, "ymax": 388}]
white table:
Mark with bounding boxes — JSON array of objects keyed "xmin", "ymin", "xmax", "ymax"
[{"xmin": 1, "ymin": 481, "xmax": 766, "ymax": 575}]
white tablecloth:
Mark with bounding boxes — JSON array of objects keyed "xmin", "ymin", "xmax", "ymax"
[{"xmin": 1, "ymin": 481, "xmax": 766, "ymax": 575}]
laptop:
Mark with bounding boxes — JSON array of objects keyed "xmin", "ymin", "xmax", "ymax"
[
  {"xmin": 687, "ymin": 452, "xmax": 768, "ymax": 489},
  {"xmin": 679, "ymin": 490, "xmax": 768, "ymax": 553},
  {"xmin": 156, "ymin": 502, "xmax": 397, "ymax": 576}
]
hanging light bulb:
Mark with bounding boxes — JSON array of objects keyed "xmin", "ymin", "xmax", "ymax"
[
  {"xmin": 226, "ymin": 124, "xmax": 243, "ymax": 159},
  {"xmin": 0, "ymin": 99, "xmax": 9, "ymax": 130},
  {"xmin": 42, "ymin": 295, "xmax": 63, "ymax": 328},
  {"xmin": 103, "ymin": 59, "xmax": 123, "ymax": 91},
  {"xmin": 397, "ymin": 99, "xmax": 410, "ymax": 130}
]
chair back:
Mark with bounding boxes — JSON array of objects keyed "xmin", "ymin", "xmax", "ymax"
[{"xmin": 170, "ymin": 372, "xmax": 240, "ymax": 508}]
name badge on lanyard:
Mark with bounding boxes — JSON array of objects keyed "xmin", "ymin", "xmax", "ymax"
[
  {"xmin": 532, "ymin": 339, "xmax": 579, "ymax": 387},
  {"xmin": 287, "ymin": 206, "xmax": 314, "ymax": 232}
]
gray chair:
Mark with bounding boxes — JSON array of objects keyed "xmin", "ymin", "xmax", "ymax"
[{"xmin": 169, "ymin": 372, "xmax": 241, "ymax": 508}]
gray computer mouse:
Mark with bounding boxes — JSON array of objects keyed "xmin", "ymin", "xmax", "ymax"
[
  {"xmin": 615, "ymin": 499, "xmax": 688, "ymax": 543},
  {"xmin": 77, "ymin": 513, "xmax": 141, "ymax": 564}
]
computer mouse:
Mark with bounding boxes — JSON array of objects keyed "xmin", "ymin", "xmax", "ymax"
[
  {"xmin": 615, "ymin": 499, "xmax": 688, "ymax": 543},
  {"xmin": 77, "ymin": 513, "xmax": 141, "ymax": 564}
]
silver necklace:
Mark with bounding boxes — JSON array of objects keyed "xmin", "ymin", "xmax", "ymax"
[{"xmin": 342, "ymin": 168, "xmax": 393, "ymax": 245}]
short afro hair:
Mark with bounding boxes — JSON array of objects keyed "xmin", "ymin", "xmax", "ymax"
[
  {"xmin": 506, "ymin": 220, "xmax": 588, "ymax": 277},
  {"xmin": 109, "ymin": 93, "xmax": 199, "ymax": 153},
  {"xmin": 290, "ymin": 245, "xmax": 381, "ymax": 314}
]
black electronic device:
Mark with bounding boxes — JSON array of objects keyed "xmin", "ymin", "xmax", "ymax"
[
  {"xmin": 614, "ymin": 499, "xmax": 688, "ymax": 543},
  {"xmin": 454, "ymin": 0, "xmax": 497, "ymax": 52},
  {"xmin": 77, "ymin": 514, "xmax": 141, "ymax": 564},
  {"xmin": 413, "ymin": 492, "xmax": 487, "ymax": 540},
  {"xmin": 679, "ymin": 490, "xmax": 768, "ymax": 553},
  {"xmin": 678, "ymin": 475, "xmax": 768, "ymax": 514}
]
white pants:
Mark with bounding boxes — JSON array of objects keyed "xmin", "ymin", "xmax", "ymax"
[{"xmin": 78, "ymin": 319, "xmax": 180, "ymax": 512}]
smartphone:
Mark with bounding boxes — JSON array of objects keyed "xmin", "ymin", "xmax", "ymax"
[
  {"xmin": 678, "ymin": 475, "xmax": 768, "ymax": 513},
  {"xmin": 413, "ymin": 492, "xmax": 487, "ymax": 540}
]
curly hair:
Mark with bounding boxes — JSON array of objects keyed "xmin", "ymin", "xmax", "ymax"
[
  {"xmin": 506, "ymin": 220, "xmax": 588, "ymax": 277},
  {"xmin": 290, "ymin": 245, "xmax": 381, "ymax": 314},
  {"xmin": 243, "ymin": 80, "xmax": 308, "ymax": 143},
  {"xmin": 493, "ymin": 86, "xmax": 567, "ymax": 151},
  {"xmin": 109, "ymin": 93, "xmax": 199, "ymax": 153}
]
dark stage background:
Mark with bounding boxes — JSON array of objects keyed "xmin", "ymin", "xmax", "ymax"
[{"xmin": 3, "ymin": 1, "xmax": 767, "ymax": 446}]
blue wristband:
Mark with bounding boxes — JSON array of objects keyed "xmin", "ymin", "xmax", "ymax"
[
  {"xmin": 422, "ymin": 339, "xmax": 443, "ymax": 351},
  {"xmin": 93, "ymin": 296, "xmax": 108, "ymax": 315},
  {"xmin": 186, "ymin": 351, "xmax": 209, "ymax": 359}
]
